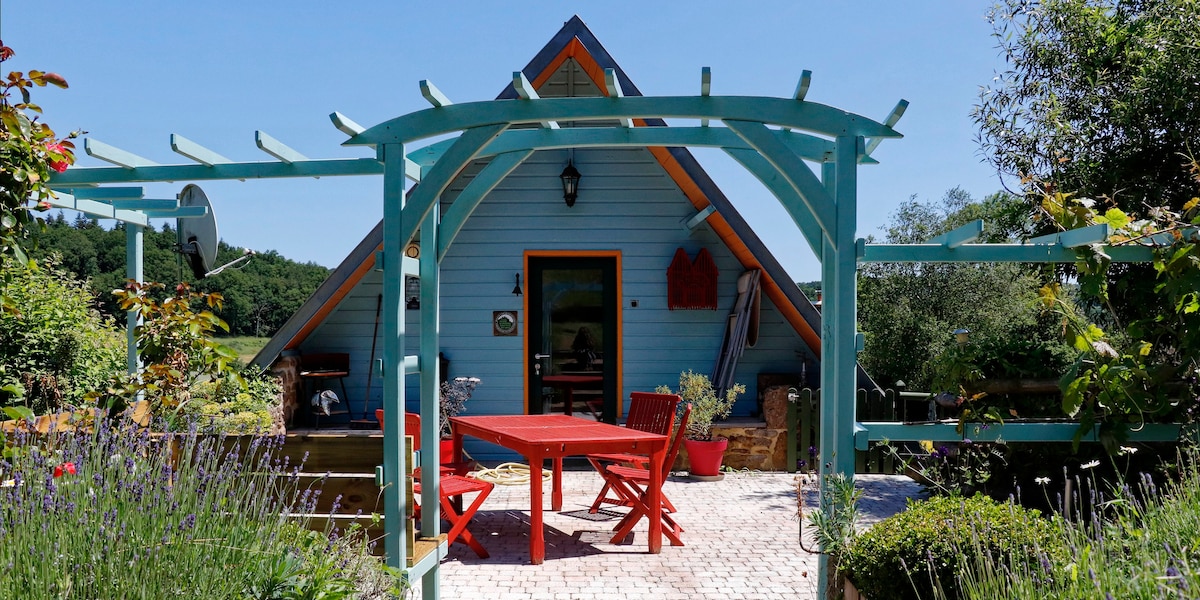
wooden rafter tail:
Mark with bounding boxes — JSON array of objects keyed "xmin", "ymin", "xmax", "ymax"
[
  {"xmin": 85, "ymin": 138, "xmax": 159, "ymax": 169},
  {"xmin": 255, "ymin": 130, "xmax": 308, "ymax": 164},
  {"xmin": 793, "ymin": 70, "xmax": 812, "ymax": 102},
  {"xmin": 170, "ymin": 134, "xmax": 231, "ymax": 167},
  {"xmin": 420, "ymin": 80, "xmax": 453, "ymax": 108},
  {"xmin": 864, "ymin": 99, "xmax": 909, "ymax": 156}
]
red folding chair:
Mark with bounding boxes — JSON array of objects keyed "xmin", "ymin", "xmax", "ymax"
[
  {"xmin": 376, "ymin": 409, "xmax": 493, "ymax": 558},
  {"xmin": 585, "ymin": 392, "xmax": 681, "ymax": 514},
  {"xmin": 605, "ymin": 403, "xmax": 692, "ymax": 546}
]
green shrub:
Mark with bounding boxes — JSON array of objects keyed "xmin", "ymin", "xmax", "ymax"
[
  {"xmin": 842, "ymin": 494, "xmax": 1066, "ymax": 600},
  {"xmin": 180, "ymin": 366, "xmax": 282, "ymax": 434},
  {"xmin": 0, "ymin": 256, "xmax": 125, "ymax": 412}
]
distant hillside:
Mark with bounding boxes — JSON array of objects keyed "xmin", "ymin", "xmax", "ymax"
[{"xmin": 29, "ymin": 213, "xmax": 330, "ymax": 338}]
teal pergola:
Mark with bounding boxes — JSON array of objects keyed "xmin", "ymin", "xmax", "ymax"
[{"xmin": 49, "ymin": 68, "xmax": 914, "ymax": 595}]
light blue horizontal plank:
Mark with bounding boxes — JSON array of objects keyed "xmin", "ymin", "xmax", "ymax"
[
  {"xmin": 59, "ymin": 186, "xmax": 144, "ymax": 199},
  {"xmin": 47, "ymin": 158, "xmax": 384, "ymax": 185},
  {"xmin": 860, "ymin": 243, "xmax": 1155, "ymax": 263},
  {"xmin": 860, "ymin": 421, "xmax": 1183, "ymax": 443},
  {"xmin": 109, "ymin": 199, "xmax": 177, "ymax": 210},
  {"xmin": 350, "ymin": 96, "xmax": 901, "ymax": 146},
  {"xmin": 46, "ymin": 195, "xmax": 148, "ymax": 226}
]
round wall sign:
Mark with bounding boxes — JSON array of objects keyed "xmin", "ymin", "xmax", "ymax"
[{"xmin": 493, "ymin": 311, "xmax": 518, "ymax": 336}]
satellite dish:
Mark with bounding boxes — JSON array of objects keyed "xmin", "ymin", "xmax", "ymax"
[{"xmin": 176, "ymin": 184, "xmax": 218, "ymax": 279}]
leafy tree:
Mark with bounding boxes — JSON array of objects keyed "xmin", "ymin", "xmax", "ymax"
[
  {"xmin": 976, "ymin": 0, "xmax": 1200, "ymax": 216},
  {"xmin": 857, "ymin": 188, "xmax": 1070, "ymax": 392},
  {"xmin": 26, "ymin": 218, "xmax": 329, "ymax": 337}
]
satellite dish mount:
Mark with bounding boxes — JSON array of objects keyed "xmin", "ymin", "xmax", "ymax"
[{"xmin": 174, "ymin": 184, "xmax": 254, "ymax": 278}]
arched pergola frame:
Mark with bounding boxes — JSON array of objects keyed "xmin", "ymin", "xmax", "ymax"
[
  {"xmin": 50, "ymin": 69, "xmax": 909, "ymax": 594},
  {"xmin": 345, "ymin": 74, "xmax": 903, "ymax": 592}
]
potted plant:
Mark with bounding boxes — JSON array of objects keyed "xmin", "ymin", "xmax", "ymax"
[
  {"xmin": 439, "ymin": 376, "xmax": 480, "ymax": 461},
  {"xmin": 657, "ymin": 370, "xmax": 745, "ymax": 480}
]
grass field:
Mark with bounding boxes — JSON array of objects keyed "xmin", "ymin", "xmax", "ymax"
[{"xmin": 220, "ymin": 336, "xmax": 271, "ymax": 364}]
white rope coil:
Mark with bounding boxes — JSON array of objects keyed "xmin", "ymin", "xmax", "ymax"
[{"xmin": 473, "ymin": 462, "xmax": 552, "ymax": 486}]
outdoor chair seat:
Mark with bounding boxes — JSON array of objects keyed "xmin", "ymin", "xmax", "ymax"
[
  {"xmin": 605, "ymin": 404, "xmax": 692, "ymax": 546},
  {"xmin": 586, "ymin": 392, "xmax": 680, "ymax": 514},
  {"xmin": 377, "ymin": 410, "xmax": 493, "ymax": 558}
]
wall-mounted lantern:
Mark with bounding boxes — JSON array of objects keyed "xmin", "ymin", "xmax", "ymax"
[
  {"xmin": 512, "ymin": 273, "xmax": 523, "ymax": 296},
  {"xmin": 560, "ymin": 161, "xmax": 581, "ymax": 207}
]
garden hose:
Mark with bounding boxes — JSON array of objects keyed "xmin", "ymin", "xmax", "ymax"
[{"xmin": 473, "ymin": 462, "xmax": 552, "ymax": 486}]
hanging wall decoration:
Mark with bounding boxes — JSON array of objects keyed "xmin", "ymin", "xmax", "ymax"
[{"xmin": 667, "ymin": 247, "xmax": 719, "ymax": 309}]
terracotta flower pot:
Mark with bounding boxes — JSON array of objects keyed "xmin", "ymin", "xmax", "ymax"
[
  {"xmin": 684, "ymin": 437, "xmax": 728, "ymax": 478},
  {"xmin": 439, "ymin": 438, "xmax": 456, "ymax": 463}
]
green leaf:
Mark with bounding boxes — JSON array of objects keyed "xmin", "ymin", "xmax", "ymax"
[
  {"xmin": 2, "ymin": 406, "xmax": 34, "ymax": 422},
  {"xmin": 1100, "ymin": 208, "xmax": 1130, "ymax": 230},
  {"xmin": 1062, "ymin": 374, "xmax": 1090, "ymax": 417}
]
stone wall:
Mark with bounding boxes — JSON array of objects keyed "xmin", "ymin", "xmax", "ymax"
[
  {"xmin": 676, "ymin": 385, "xmax": 791, "ymax": 471},
  {"xmin": 270, "ymin": 354, "xmax": 302, "ymax": 429}
]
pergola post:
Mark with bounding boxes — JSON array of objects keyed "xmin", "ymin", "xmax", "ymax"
[
  {"xmin": 816, "ymin": 136, "xmax": 860, "ymax": 594},
  {"xmin": 417, "ymin": 206, "xmax": 443, "ymax": 600},
  {"xmin": 124, "ymin": 224, "xmax": 143, "ymax": 374},
  {"xmin": 380, "ymin": 142, "xmax": 411, "ymax": 569}
]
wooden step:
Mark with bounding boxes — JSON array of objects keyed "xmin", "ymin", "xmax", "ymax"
[
  {"xmin": 278, "ymin": 431, "xmax": 384, "ymax": 473},
  {"xmin": 295, "ymin": 472, "xmax": 384, "ymax": 514}
]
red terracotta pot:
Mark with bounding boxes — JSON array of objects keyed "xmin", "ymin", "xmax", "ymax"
[
  {"xmin": 439, "ymin": 438, "xmax": 456, "ymax": 463},
  {"xmin": 684, "ymin": 437, "xmax": 728, "ymax": 477}
]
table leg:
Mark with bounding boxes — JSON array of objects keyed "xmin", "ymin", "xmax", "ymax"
[
  {"xmin": 646, "ymin": 442, "xmax": 665, "ymax": 554},
  {"xmin": 551, "ymin": 457, "xmax": 564, "ymax": 511},
  {"xmin": 563, "ymin": 387, "xmax": 573, "ymax": 416},
  {"xmin": 528, "ymin": 452, "xmax": 545, "ymax": 564}
]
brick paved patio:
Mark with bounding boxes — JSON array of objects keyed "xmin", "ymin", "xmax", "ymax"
[{"xmin": 409, "ymin": 469, "xmax": 923, "ymax": 599}]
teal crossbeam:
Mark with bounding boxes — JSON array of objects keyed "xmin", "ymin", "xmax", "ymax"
[
  {"xmin": 56, "ymin": 186, "xmax": 144, "ymax": 199},
  {"xmin": 110, "ymin": 199, "xmax": 177, "ymax": 210},
  {"xmin": 47, "ymin": 194, "xmax": 148, "ymax": 226}
]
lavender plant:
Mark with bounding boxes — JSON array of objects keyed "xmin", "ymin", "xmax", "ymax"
[
  {"xmin": 945, "ymin": 448, "xmax": 1200, "ymax": 599},
  {"xmin": 0, "ymin": 419, "xmax": 402, "ymax": 598},
  {"xmin": 439, "ymin": 376, "xmax": 480, "ymax": 439}
]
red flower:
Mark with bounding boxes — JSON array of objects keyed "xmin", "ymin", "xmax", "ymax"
[
  {"xmin": 53, "ymin": 462, "xmax": 76, "ymax": 478},
  {"xmin": 49, "ymin": 160, "xmax": 68, "ymax": 173},
  {"xmin": 44, "ymin": 142, "xmax": 66, "ymax": 155},
  {"xmin": 0, "ymin": 44, "xmax": 13, "ymax": 62},
  {"xmin": 37, "ymin": 200, "xmax": 51, "ymax": 210}
]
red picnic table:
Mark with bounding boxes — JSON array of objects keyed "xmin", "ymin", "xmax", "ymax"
[{"xmin": 449, "ymin": 414, "xmax": 668, "ymax": 564}]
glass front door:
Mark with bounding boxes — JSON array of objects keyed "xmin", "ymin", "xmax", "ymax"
[{"xmin": 527, "ymin": 256, "xmax": 618, "ymax": 422}]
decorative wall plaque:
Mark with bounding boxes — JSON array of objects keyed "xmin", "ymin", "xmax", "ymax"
[
  {"xmin": 667, "ymin": 248, "xmax": 718, "ymax": 309},
  {"xmin": 493, "ymin": 311, "xmax": 518, "ymax": 336}
]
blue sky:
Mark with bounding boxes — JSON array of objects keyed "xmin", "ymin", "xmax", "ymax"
[{"xmin": 5, "ymin": 1, "xmax": 1005, "ymax": 282}]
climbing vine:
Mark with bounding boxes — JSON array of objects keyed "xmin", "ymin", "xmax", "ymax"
[{"xmin": 1035, "ymin": 163, "xmax": 1200, "ymax": 450}]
